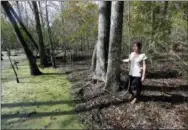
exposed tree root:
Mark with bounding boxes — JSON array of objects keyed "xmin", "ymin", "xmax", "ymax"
[{"xmin": 65, "ymin": 64, "xmax": 188, "ymax": 129}]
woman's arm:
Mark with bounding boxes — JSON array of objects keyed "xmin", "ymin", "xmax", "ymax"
[
  {"xmin": 122, "ymin": 58, "xmax": 129, "ymax": 62},
  {"xmin": 122, "ymin": 52, "xmax": 132, "ymax": 63},
  {"xmin": 141, "ymin": 60, "xmax": 146, "ymax": 82}
]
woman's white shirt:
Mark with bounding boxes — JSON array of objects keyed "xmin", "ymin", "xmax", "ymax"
[{"xmin": 123, "ymin": 52, "xmax": 147, "ymax": 77}]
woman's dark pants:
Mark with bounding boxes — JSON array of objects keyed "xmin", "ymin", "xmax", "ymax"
[{"xmin": 127, "ymin": 75, "xmax": 142, "ymax": 100}]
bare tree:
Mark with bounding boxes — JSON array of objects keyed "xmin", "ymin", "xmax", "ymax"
[
  {"xmin": 2, "ymin": 1, "xmax": 42, "ymax": 75},
  {"xmin": 6, "ymin": 2, "xmax": 39, "ymax": 51},
  {"xmin": 32, "ymin": 1, "xmax": 49, "ymax": 67},
  {"xmin": 45, "ymin": 1, "xmax": 56, "ymax": 68}
]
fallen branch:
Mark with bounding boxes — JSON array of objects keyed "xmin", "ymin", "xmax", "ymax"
[{"xmin": 75, "ymin": 90, "xmax": 130, "ymax": 112}]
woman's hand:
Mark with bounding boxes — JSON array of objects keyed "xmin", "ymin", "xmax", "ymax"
[{"xmin": 141, "ymin": 76, "xmax": 145, "ymax": 82}]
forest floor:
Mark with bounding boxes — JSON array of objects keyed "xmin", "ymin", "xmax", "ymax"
[
  {"xmin": 1, "ymin": 52, "xmax": 85, "ymax": 129},
  {"xmin": 1, "ymin": 51, "xmax": 188, "ymax": 129},
  {"xmin": 62, "ymin": 59, "xmax": 188, "ymax": 129}
]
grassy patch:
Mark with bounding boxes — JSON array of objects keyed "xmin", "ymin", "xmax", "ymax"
[{"xmin": 1, "ymin": 63, "xmax": 85, "ymax": 129}]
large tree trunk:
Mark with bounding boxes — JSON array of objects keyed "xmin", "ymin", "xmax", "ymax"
[
  {"xmin": 2, "ymin": 2, "xmax": 42, "ymax": 76},
  {"xmin": 93, "ymin": 1, "xmax": 111, "ymax": 81},
  {"xmin": 91, "ymin": 44, "xmax": 97, "ymax": 72},
  {"xmin": 105, "ymin": 1, "xmax": 124, "ymax": 92},
  {"xmin": 45, "ymin": 1, "xmax": 56, "ymax": 68},
  {"xmin": 6, "ymin": 2, "xmax": 39, "ymax": 51},
  {"xmin": 32, "ymin": 1, "xmax": 49, "ymax": 67}
]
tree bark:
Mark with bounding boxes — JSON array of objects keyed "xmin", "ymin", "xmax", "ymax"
[
  {"xmin": 91, "ymin": 44, "xmax": 97, "ymax": 72},
  {"xmin": 32, "ymin": 1, "xmax": 49, "ymax": 67},
  {"xmin": 2, "ymin": 1, "xmax": 42, "ymax": 76},
  {"xmin": 93, "ymin": 1, "xmax": 111, "ymax": 81},
  {"xmin": 45, "ymin": 1, "xmax": 56, "ymax": 68},
  {"xmin": 6, "ymin": 2, "xmax": 39, "ymax": 51},
  {"xmin": 105, "ymin": 1, "xmax": 124, "ymax": 92}
]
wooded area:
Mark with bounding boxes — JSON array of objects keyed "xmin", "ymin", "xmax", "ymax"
[{"xmin": 1, "ymin": 1, "xmax": 188, "ymax": 129}]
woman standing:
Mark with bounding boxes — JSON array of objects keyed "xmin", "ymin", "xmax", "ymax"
[{"xmin": 122, "ymin": 41, "xmax": 147, "ymax": 104}]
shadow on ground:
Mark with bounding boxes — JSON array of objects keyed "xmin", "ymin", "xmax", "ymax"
[
  {"xmin": 2, "ymin": 100, "xmax": 82, "ymax": 108},
  {"xmin": 143, "ymin": 85, "xmax": 188, "ymax": 91},
  {"xmin": 2, "ymin": 93, "xmax": 187, "ymax": 119},
  {"xmin": 140, "ymin": 94, "xmax": 188, "ymax": 103}
]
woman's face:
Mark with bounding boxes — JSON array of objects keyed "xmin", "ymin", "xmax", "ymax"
[{"xmin": 133, "ymin": 43, "xmax": 139, "ymax": 52}]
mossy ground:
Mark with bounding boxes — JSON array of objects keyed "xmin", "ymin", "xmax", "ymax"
[{"xmin": 1, "ymin": 61, "xmax": 85, "ymax": 129}]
